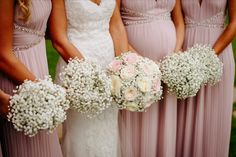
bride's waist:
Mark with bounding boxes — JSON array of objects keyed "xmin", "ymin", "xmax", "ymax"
[{"xmin": 67, "ymin": 27, "xmax": 110, "ymax": 38}]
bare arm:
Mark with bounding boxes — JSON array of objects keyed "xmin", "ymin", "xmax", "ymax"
[
  {"xmin": 171, "ymin": 0, "xmax": 185, "ymax": 52},
  {"xmin": 0, "ymin": 89, "xmax": 10, "ymax": 116},
  {"xmin": 213, "ymin": 0, "xmax": 236, "ymax": 55},
  {"xmin": 0, "ymin": 0, "xmax": 36, "ymax": 84},
  {"xmin": 48, "ymin": 0, "xmax": 84, "ymax": 62},
  {"xmin": 109, "ymin": 0, "xmax": 129, "ymax": 56}
]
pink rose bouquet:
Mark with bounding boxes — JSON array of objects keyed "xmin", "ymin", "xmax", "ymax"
[{"xmin": 107, "ymin": 52, "xmax": 163, "ymax": 112}]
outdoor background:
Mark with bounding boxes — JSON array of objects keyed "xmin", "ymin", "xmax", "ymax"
[{"xmin": 45, "ymin": 38, "xmax": 236, "ymax": 157}]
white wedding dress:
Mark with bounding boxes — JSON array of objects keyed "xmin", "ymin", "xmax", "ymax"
[{"xmin": 55, "ymin": 0, "xmax": 119, "ymax": 157}]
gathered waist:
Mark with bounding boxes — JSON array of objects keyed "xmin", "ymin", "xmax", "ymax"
[
  {"xmin": 184, "ymin": 11, "xmax": 225, "ymax": 29},
  {"xmin": 121, "ymin": 7, "xmax": 171, "ymax": 26},
  {"xmin": 12, "ymin": 23, "xmax": 45, "ymax": 52},
  {"xmin": 67, "ymin": 28, "xmax": 111, "ymax": 41}
]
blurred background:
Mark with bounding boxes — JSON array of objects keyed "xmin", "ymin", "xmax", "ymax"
[{"xmin": 45, "ymin": 38, "xmax": 236, "ymax": 156}]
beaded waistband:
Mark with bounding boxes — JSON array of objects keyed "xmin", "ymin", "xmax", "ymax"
[
  {"xmin": 13, "ymin": 23, "xmax": 45, "ymax": 52},
  {"xmin": 121, "ymin": 7, "xmax": 171, "ymax": 26},
  {"xmin": 185, "ymin": 12, "xmax": 225, "ymax": 28}
]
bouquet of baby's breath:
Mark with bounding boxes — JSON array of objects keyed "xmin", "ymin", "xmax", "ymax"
[
  {"xmin": 8, "ymin": 76, "xmax": 69, "ymax": 137},
  {"xmin": 107, "ymin": 52, "xmax": 162, "ymax": 112},
  {"xmin": 188, "ymin": 44, "xmax": 223, "ymax": 85},
  {"xmin": 60, "ymin": 58, "xmax": 112, "ymax": 118},
  {"xmin": 160, "ymin": 52, "xmax": 204, "ymax": 99},
  {"xmin": 160, "ymin": 44, "xmax": 223, "ymax": 99}
]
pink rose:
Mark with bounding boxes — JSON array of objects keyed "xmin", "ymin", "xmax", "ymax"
[
  {"xmin": 109, "ymin": 59, "xmax": 123, "ymax": 72},
  {"xmin": 153, "ymin": 79, "xmax": 161, "ymax": 92},
  {"xmin": 140, "ymin": 64, "xmax": 152, "ymax": 75},
  {"xmin": 120, "ymin": 65, "xmax": 136, "ymax": 80},
  {"xmin": 123, "ymin": 53, "xmax": 138, "ymax": 64}
]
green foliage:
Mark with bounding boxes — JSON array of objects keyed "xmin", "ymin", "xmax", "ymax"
[
  {"xmin": 233, "ymin": 40, "xmax": 236, "ymax": 87},
  {"xmin": 46, "ymin": 40, "xmax": 59, "ymax": 80}
]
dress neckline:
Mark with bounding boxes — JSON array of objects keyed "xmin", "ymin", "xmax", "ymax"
[
  {"xmin": 198, "ymin": 0, "xmax": 204, "ymax": 8},
  {"xmin": 88, "ymin": 0, "xmax": 102, "ymax": 6}
]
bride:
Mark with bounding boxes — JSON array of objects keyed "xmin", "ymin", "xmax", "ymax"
[{"xmin": 48, "ymin": 0, "xmax": 129, "ymax": 156}]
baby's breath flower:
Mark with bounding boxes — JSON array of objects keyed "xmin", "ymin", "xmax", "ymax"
[
  {"xmin": 8, "ymin": 76, "xmax": 69, "ymax": 137},
  {"xmin": 188, "ymin": 44, "xmax": 223, "ymax": 85},
  {"xmin": 160, "ymin": 44, "xmax": 223, "ymax": 99},
  {"xmin": 60, "ymin": 58, "xmax": 112, "ymax": 118}
]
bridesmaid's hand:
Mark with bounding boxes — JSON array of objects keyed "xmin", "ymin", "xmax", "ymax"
[
  {"xmin": 212, "ymin": 0, "xmax": 236, "ymax": 55},
  {"xmin": 0, "ymin": 90, "xmax": 10, "ymax": 117}
]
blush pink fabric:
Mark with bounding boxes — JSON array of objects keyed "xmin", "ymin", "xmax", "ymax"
[
  {"xmin": 0, "ymin": 1, "xmax": 63, "ymax": 157},
  {"xmin": 176, "ymin": 0, "xmax": 235, "ymax": 157},
  {"xmin": 118, "ymin": 0, "xmax": 178, "ymax": 157}
]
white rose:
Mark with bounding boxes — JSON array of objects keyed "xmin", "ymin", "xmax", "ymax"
[
  {"xmin": 124, "ymin": 102, "xmax": 139, "ymax": 112},
  {"xmin": 111, "ymin": 75, "xmax": 122, "ymax": 97},
  {"xmin": 120, "ymin": 65, "xmax": 136, "ymax": 80},
  {"xmin": 124, "ymin": 87, "xmax": 138, "ymax": 101},
  {"xmin": 137, "ymin": 77, "xmax": 152, "ymax": 92}
]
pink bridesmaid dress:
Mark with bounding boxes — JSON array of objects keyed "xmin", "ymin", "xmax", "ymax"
[
  {"xmin": 119, "ymin": 0, "xmax": 177, "ymax": 157},
  {"xmin": 0, "ymin": 1, "xmax": 63, "ymax": 157},
  {"xmin": 176, "ymin": 0, "xmax": 235, "ymax": 157}
]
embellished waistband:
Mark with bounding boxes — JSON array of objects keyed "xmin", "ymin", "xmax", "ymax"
[
  {"xmin": 13, "ymin": 23, "xmax": 45, "ymax": 52},
  {"xmin": 185, "ymin": 12, "xmax": 225, "ymax": 28},
  {"xmin": 121, "ymin": 7, "xmax": 171, "ymax": 26}
]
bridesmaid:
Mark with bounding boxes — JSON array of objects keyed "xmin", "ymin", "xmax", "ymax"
[
  {"xmin": 117, "ymin": 0, "xmax": 184, "ymax": 157},
  {"xmin": 176, "ymin": 0, "xmax": 236, "ymax": 157},
  {"xmin": 0, "ymin": 1, "xmax": 63, "ymax": 157}
]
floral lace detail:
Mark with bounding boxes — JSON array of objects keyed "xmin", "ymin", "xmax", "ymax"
[
  {"xmin": 57, "ymin": 1, "xmax": 119, "ymax": 156},
  {"xmin": 64, "ymin": 0, "xmax": 116, "ymax": 68},
  {"xmin": 84, "ymin": 106, "xmax": 118, "ymax": 157},
  {"xmin": 65, "ymin": 0, "xmax": 115, "ymax": 33}
]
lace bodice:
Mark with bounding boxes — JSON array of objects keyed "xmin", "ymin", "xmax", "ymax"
[
  {"xmin": 63, "ymin": 0, "xmax": 116, "ymax": 68},
  {"xmin": 65, "ymin": 0, "xmax": 116, "ymax": 34}
]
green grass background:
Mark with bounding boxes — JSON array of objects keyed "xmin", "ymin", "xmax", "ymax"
[
  {"xmin": 230, "ymin": 39, "xmax": 236, "ymax": 157},
  {"xmin": 46, "ymin": 39, "xmax": 236, "ymax": 157}
]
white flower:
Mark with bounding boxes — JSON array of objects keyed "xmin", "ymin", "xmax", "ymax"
[
  {"xmin": 8, "ymin": 76, "xmax": 69, "ymax": 137},
  {"xmin": 60, "ymin": 58, "xmax": 112, "ymax": 118},
  {"xmin": 124, "ymin": 102, "xmax": 139, "ymax": 112},
  {"xmin": 161, "ymin": 51, "xmax": 203, "ymax": 99},
  {"xmin": 111, "ymin": 75, "xmax": 122, "ymax": 97},
  {"xmin": 137, "ymin": 77, "xmax": 152, "ymax": 92},
  {"xmin": 160, "ymin": 44, "xmax": 223, "ymax": 99},
  {"xmin": 188, "ymin": 44, "xmax": 223, "ymax": 85},
  {"xmin": 120, "ymin": 65, "xmax": 136, "ymax": 80},
  {"xmin": 124, "ymin": 87, "xmax": 138, "ymax": 101},
  {"xmin": 107, "ymin": 52, "xmax": 163, "ymax": 111}
]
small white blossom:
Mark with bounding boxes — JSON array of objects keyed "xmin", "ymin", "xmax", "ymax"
[
  {"xmin": 160, "ymin": 44, "xmax": 223, "ymax": 99},
  {"xmin": 188, "ymin": 44, "xmax": 223, "ymax": 85},
  {"xmin": 8, "ymin": 76, "xmax": 69, "ymax": 137},
  {"xmin": 60, "ymin": 58, "xmax": 112, "ymax": 118}
]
